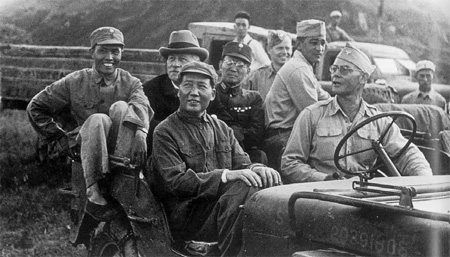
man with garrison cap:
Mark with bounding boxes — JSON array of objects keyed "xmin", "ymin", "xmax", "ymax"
[
  {"xmin": 27, "ymin": 27, "xmax": 152, "ymax": 220},
  {"xmin": 401, "ymin": 60, "xmax": 446, "ymax": 109},
  {"xmin": 326, "ymin": 10, "xmax": 354, "ymax": 42},
  {"xmin": 143, "ymin": 30, "xmax": 209, "ymax": 155},
  {"xmin": 207, "ymin": 42, "xmax": 267, "ymax": 164},
  {"xmin": 151, "ymin": 61, "xmax": 280, "ymax": 256},
  {"xmin": 281, "ymin": 43, "xmax": 432, "ymax": 183},
  {"xmin": 263, "ymin": 19, "xmax": 331, "ymax": 171}
]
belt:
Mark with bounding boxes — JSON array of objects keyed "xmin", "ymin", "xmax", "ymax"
[{"xmin": 265, "ymin": 128, "xmax": 292, "ymax": 138}]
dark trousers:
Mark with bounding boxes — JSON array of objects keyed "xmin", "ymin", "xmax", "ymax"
[
  {"xmin": 262, "ymin": 130, "xmax": 291, "ymax": 172},
  {"xmin": 169, "ymin": 181, "xmax": 258, "ymax": 256}
]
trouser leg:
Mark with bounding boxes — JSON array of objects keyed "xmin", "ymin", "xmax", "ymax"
[
  {"xmin": 191, "ymin": 181, "xmax": 258, "ymax": 256},
  {"xmin": 78, "ymin": 101, "xmax": 134, "ymax": 188},
  {"xmin": 262, "ymin": 131, "xmax": 291, "ymax": 172}
]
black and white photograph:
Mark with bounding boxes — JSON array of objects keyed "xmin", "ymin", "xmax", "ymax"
[{"xmin": 0, "ymin": 0, "xmax": 449, "ymax": 256}]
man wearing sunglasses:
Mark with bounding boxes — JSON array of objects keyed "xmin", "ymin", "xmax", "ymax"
[
  {"xmin": 281, "ymin": 43, "xmax": 432, "ymax": 183},
  {"xmin": 263, "ymin": 19, "xmax": 331, "ymax": 171},
  {"xmin": 208, "ymin": 42, "xmax": 267, "ymax": 164}
]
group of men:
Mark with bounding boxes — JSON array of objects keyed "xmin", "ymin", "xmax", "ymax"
[{"xmin": 27, "ymin": 9, "xmax": 434, "ymax": 256}]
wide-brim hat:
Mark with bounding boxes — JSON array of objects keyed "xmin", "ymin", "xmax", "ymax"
[{"xmin": 159, "ymin": 30, "xmax": 209, "ymax": 61}]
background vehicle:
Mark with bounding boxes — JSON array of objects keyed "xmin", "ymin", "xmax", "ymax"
[
  {"xmin": 2, "ymin": 22, "xmax": 450, "ymax": 109},
  {"xmin": 189, "ymin": 22, "xmax": 450, "ymax": 105}
]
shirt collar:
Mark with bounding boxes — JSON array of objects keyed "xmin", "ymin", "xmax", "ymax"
[
  {"xmin": 330, "ymin": 97, "xmax": 372, "ymax": 118},
  {"xmin": 417, "ymin": 89, "xmax": 434, "ymax": 99},
  {"xmin": 294, "ymin": 51, "xmax": 314, "ymax": 70},
  {"xmin": 234, "ymin": 34, "xmax": 252, "ymax": 45},
  {"xmin": 92, "ymin": 67, "xmax": 118, "ymax": 86},
  {"xmin": 177, "ymin": 110, "xmax": 209, "ymax": 124},
  {"xmin": 219, "ymin": 82, "xmax": 242, "ymax": 96}
]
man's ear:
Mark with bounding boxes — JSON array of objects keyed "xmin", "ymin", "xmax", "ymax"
[
  {"xmin": 211, "ymin": 87, "xmax": 216, "ymax": 101},
  {"xmin": 360, "ymin": 73, "xmax": 369, "ymax": 85}
]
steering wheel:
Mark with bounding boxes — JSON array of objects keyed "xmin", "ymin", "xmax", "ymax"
[{"xmin": 333, "ymin": 111, "xmax": 416, "ymax": 178}]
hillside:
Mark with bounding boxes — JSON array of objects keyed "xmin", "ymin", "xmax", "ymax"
[{"xmin": 1, "ymin": 0, "xmax": 449, "ymax": 82}]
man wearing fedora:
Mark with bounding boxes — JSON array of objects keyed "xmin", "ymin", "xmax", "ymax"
[
  {"xmin": 401, "ymin": 60, "xmax": 446, "ymax": 109},
  {"xmin": 143, "ymin": 30, "xmax": 208, "ymax": 155},
  {"xmin": 207, "ymin": 42, "xmax": 267, "ymax": 164},
  {"xmin": 263, "ymin": 19, "xmax": 331, "ymax": 172},
  {"xmin": 27, "ymin": 27, "xmax": 152, "ymax": 221}
]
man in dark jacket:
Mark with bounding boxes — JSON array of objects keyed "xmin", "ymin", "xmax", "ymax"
[
  {"xmin": 142, "ymin": 30, "xmax": 208, "ymax": 155},
  {"xmin": 207, "ymin": 42, "xmax": 267, "ymax": 164},
  {"xmin": 152, "ymin": 61, "xmax": 280, "ymax": 256}
]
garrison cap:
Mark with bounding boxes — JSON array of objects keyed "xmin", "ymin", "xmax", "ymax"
[
  {"xmin": 90, "ymin": 27, "xmax": 124, "ymax": 49},
  {"xmin": 330, "ymin": 10, "xmax": 342, "ymax": 17},
  {"xmin": 178, "ymin": 61, "xmax": 218, "ymax": 85},
  {"xmin": 296, "ymin": 19, "xmax": 326, "ymax": 38},
  {"xmin": 222, "ymin": 42, "xmax": 252, "ymax": 64},
  {"xmin": 336, "ymin": 43, "xmax": 375, "ymax": 75},
  {"xmin": 416, "ymin": 60, "xmax": 435, "ymax": 73}
]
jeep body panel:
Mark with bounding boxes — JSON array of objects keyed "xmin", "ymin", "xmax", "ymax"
[{"xmin": 242, "ymin": 176, "xmax": 450, "ymax": 257}]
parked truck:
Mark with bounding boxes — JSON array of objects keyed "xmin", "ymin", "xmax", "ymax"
[{"xmin": 2, "ymin": 21, "xmax": 450, "ymax": 109}]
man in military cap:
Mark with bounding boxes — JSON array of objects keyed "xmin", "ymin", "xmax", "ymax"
[
  {"xmin": 281, "ymin": 43, "xmax": 432, "ymax": 183},
  {"xmin": 151, "ymin": 61, "xmax": 280, "ymax": 256},
  {"xmin": 233, "ymin": 10, "xmax": 271, "ymax": 71},
  {"xmin": 326, "ymin": 10, "xmax": 354, "ymax": 42},
  {"xmin": 27, "ymin": 26, "xmax": 152, "ymax": 220},
  {"xmin": 263, "ymin": 19, "xmax": 331, "ymax": 171},
  {"xmin": 241, "ymin": 29, "xmax": 293, "ymax": 101},
  {"xmin": 401, "ymin": 60, "xmax": 446, "ymax": 109},
  {"xmin": 207, "ymin": 41, "xmax": 267, "ymax": 164},
  {"xmin": 143, "ymin": 30, "xmax": 208, "ymax": 156}
]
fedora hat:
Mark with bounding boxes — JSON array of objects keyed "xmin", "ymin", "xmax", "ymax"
[{"xmin": 159, "ymin": 30, "xmax": 209, "ymax": 61}]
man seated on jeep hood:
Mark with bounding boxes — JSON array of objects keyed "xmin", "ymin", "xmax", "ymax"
[
  {"xmin": 281, "ymin": 43, "xmax": 432, "ymax": 183},
  {"xmin": 401, "ymin": 60, "xmax": 446, "ymax": 110},
  {"xmin": 151, "ymin": 61, "xmax": 280, "ymax": 256}
]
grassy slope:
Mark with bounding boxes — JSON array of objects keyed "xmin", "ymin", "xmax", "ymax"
[{"xmin": 0, "ymin": 110, "xmax": 83, "ymax": 256}]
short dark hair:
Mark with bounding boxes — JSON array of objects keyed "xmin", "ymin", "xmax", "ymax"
[{"xmin": 235, "ymin": 11, "xmax": 250, "ymax": 22}]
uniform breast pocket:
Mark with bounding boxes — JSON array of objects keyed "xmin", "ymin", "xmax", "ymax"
[
  {"xmin": 315, "ymin": 126, "xmax": 342, "ymax": 161},
  {"xmin": 180, "ymin": 145, "xmax": 204, "ymax": 171},
  {"xmin": 215, "ymin": 141, "xmax": 232, "ymax": 168}
]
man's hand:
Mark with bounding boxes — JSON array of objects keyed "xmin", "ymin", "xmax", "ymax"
[
  {"xmin": 225, "ymin": 167, "xmax": 281, "ymax": 188},
  {"xmin": 251, "ymin": 166, "xmax": 282, "ymax": 188},
  {"xmin": 226, "ymin": 169, "xmax": 263, "ymax": 187},
  {"xmin": 131, "ymin": 130, "xmax": 147, "ymax": 168}
]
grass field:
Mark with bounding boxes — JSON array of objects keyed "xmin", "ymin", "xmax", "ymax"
[{"xmin": 0, "ymin": 109, "xmax": 85, "ymax": 256}]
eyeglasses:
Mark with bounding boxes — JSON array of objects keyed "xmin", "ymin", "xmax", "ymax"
[
  {"xmin": 329, "ymin": 65, "xmax": 363, "ymax": 76},
  {"xmin": 223, "ymin": 57, "xmax": 247, "ymax": 69}
]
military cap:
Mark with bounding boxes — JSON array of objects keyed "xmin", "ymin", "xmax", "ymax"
[
  {"xmin": 330, "ymin": 10, "xmax": 342, "ymax": 18},
  {"xmin": 221, "ymin": 42, "xmax": 252, "ymax": 64},
  {"xmin": 159, "ymin": 30, "xmax": 209, "ymax": 61},
  {"xmin": 296, "ymin": 19, "xmax": 326, "ymax": 38},
  {"xmin": 178, "ymin": 61, "xmax": 218, "ymax": 85},
  {"xmin": 90, "ymin": 27, "xmax": 124, "ymax": 49},
  {"xmin": 416, "ymin": 60, "xmax": 435, "ymax": 73},
  {"xmin": 336, "ymin": 42, "xmax": 376, "ymax": 75}
]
